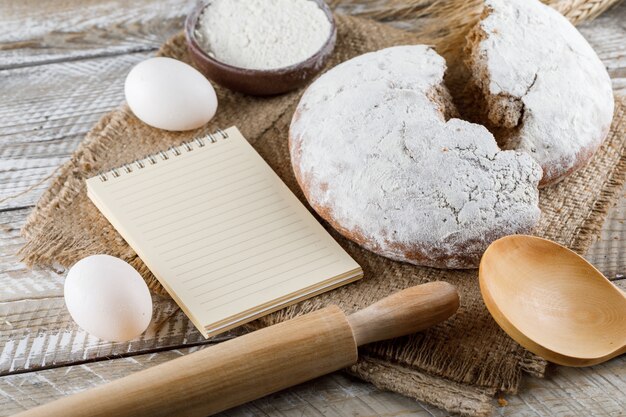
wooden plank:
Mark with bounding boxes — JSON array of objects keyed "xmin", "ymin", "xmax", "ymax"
[
  {"xmin": 577, "ymin": 2, "xmax": 626, "ymax": 96},
  {"xmin": 0, "ymin": 52, "xmax": 151, "ymax": 210},
  {"xmin": 585, "ymin": 188, "xmax": 625, "ymax": 281},
  {"xmin": 0, "ymin": 347, "xmax": 447, "ymax": 417},
  {"xmin": 0, "ymin": 295, "xmax": 213, "ymax": 375},
  {"xmin": 497, "ymin": 355, "xmax": 626, "ymax": 416},
  {"xmin": 0, "ymin": 137, "xmax": 83, "ymax": 212},
  {"xmin": 0, "ymin": 0, "xmax": 193, "ymax": 69},
  {"xmin": 0, "ymin": 53, "xmax": 149, "ymax": 146},
  {"xmin": 0, "ymin": 209, "xmax": 64, "ymax": 302},
  {"xmin": 0, "ymin": 343, "xmax": 623, "ymax": 417}
]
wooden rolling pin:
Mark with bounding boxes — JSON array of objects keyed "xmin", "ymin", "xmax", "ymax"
[{"xmin": 16, "ymin": 282, "xmax": 459, "ymax": 417}]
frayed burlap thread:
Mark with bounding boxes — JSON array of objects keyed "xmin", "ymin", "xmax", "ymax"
[{"xmin": 19, "ymin": 12, "xmax": 625, "ymax": 417}]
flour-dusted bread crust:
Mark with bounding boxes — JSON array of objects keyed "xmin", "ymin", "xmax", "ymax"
[
  {"xmin": 466, "ymin": 0, "xmax": 614, "ymax": 187},
  {"xmin": 290, "ymin": 46, "xmax": 542, "ymax": 269}
]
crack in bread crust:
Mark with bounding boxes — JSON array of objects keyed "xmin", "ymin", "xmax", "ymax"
[
  {"xmin": 289, "ymin": 0, "xmax": 614, "ymax": 267},
  {"xmin": 290, "ymin": 45, "xmax": 542, "ymax": 269},
  {"xmin": 463, "ymin": 0, "xmax": 614, "ymax": 187}
]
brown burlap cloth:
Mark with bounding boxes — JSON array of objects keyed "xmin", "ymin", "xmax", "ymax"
[{"xmin": 19, "ymin": 14, "xmax": 625, "ymax": 417}]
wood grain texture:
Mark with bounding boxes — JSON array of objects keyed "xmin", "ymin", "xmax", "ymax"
[
  {"xmin": 496, "ymin": 354, "xmax": 626, "ymax": 416},
  {"xmin": 0, "ymin": 348, "xmax": 450, "ymax": 417},
  {"xmin": 0, "ymin": 0, "xmax": 194, "ymax": 69},
  {"xmin": 0, "ymin": 53, "xmax": 152, "ymax": 210},
  {"xmin": 480, "ymin": 235, "xmax": 626, "ymax": 367},
  {"xmin": 0, "ymin": 295, "xmax": 236, "ymax": 376},
  {"xmin": 0, "ymin": 344, "xmax": 624, "ymax": 417},
  {"xmin": 0, "ymin": 0, "xmax": 624, "ymax": 416},
  {"xmin": 348, "ymin": 282, "xmax": 459, "ymax": 346},
  {"xmin": 586, "ymin": 190, "xmax": 625, "ymax": 281},
  {"xmin": 578, "ymin": 5, "xmax": 626, "ymax": 96},
  {"xmin": 13, "ymin": 306, "xmax": 358, "ymax": 417},
  {"xmin": 0, "ymin": 209, "xmax": 64, "ymax": 302}
]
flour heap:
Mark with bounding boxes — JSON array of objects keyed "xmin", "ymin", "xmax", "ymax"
[{"xmin": 195, "ymin": 0, "xmax": 332, "ymax": 70}]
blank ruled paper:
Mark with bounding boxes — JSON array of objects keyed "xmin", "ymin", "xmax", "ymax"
[{"xmin": 86, "ymin": 127, "xmax": 362, "ymax": 338}]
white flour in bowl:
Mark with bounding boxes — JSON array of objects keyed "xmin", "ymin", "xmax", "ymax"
[{"xmin": 194, "ymin": 0, "xmax": 332, "ymax": 70}]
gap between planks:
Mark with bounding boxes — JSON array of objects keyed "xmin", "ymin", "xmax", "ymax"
[
  {"xmin": 0, "ymin": 345, "xmax": 624, "ymax": 417},
  {"xmin": 0, "ymin": 350, "xmax": 450, "ymax": 417}
]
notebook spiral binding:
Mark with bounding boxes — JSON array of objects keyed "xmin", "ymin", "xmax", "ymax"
[{"xmin": 98, "ymin": 128, "xmax": 229, "ymax": 182}]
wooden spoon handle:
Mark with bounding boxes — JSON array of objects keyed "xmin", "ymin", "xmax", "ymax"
[{"xmin": 14, "ymin": 282, "xmax": 459, "ymax": 417}]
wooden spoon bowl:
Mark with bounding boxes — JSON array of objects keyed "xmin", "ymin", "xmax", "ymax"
[{"xmin": 479, "ymin": 235, "xmax": 626, "ymax": 367}]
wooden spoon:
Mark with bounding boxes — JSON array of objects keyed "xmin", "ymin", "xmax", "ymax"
[{"xmin": 479, "ymin": 235, "xmax": 626, "ymax": 367}]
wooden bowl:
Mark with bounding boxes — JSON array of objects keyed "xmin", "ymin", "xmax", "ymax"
[{"xmin": 184, "ymin": 1, "xmax": 337, "ymax": 96}]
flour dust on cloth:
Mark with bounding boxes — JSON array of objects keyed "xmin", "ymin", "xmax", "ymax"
[{"xmin": 20, "ymin": 11, "xmax": 626, "ymax": 417}]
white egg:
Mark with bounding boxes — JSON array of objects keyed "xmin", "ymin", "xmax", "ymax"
[
  {"xmin": 64, "ymin": 254, "xmax": 153, "ymax": 342},
  {"xmin": 124, "ymin": 57, "xmax": 218, "ymax": 131}
]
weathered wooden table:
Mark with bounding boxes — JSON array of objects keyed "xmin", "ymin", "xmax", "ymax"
[{"xmin": 1, "ymin": 1, "xmax": 624, "ymax": 416}]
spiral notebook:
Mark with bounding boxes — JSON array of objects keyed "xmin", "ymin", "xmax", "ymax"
[{"xmin": 86, "ymin": 127, "xmax": 362, "ymax": 338}]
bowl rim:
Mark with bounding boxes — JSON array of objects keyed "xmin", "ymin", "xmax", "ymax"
[{"xmin": 184, "ymin": 0, "xmax": 337, "ymax": 76}]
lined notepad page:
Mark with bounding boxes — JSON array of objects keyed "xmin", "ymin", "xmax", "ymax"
[{"xmin": 86, "ymin": 127, "xmax": 362, "ymax": 337}]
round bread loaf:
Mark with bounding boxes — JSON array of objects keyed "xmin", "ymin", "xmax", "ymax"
[
  {"xmin": 290, "ymin": 46, "xmax": 542, "ymax": 268},
  {"xmin": 466, "ymin": 0, "xmax": 614, "ymax": 186}
]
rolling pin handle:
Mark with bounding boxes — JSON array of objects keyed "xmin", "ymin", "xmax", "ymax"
[{"xmin": 347, "ymin": 281, "xmax": 460, "ymax": 346}]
